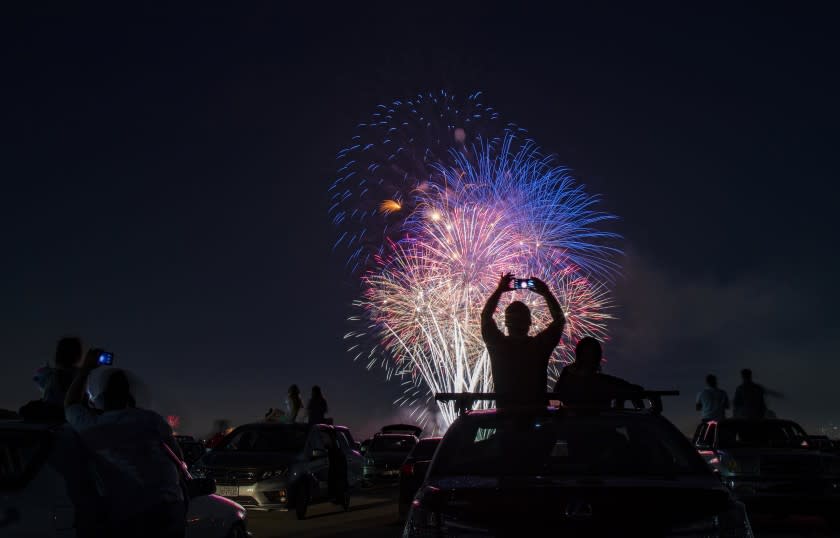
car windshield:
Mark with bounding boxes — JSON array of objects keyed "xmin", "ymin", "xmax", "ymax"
[
  {"xmin": 718, "ymin": 421, "xmax": 808, "ymax": 449},
  {"xmin": 370, "ymin": 436, "xmax": 416, "ymax": 452},
  {"xmin": 0, "ymin": 430, "xmax": 50, "ymax": 490},
  {"xmin": 431, "ymin": 413, "xmax": 708, "ymax": 477},
  {"xmin": 218, "ymin": 427, "xmax": 307, "ymax": 452}
]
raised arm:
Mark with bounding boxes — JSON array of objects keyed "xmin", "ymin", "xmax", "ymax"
[
  {"xmin": 530, "ymin": 277, "xmax": 565, "ymax": 329},
  {"xmin": 481, "ymin": 273, "xmax": 513, "ymax": 341},
  {"xmin": 65, "ymin": 348, "xmax": 101, "ymax": 408}
]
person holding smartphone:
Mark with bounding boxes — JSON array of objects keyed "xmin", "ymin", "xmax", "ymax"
[
  {"xmin": 481, "ymin": 272, "xmax": 566, "ymax": 407},
  {"xmin": 64, "ymin": 349, "xmax": 186, "ymax": 537}
]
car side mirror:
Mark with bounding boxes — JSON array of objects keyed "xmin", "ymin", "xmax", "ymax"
[
  {"xmin": 187, "ymin": 477, "xmax": 216, "ymax": 499},
  {"xmin": 311, "ymin": 448, "xmax": 328, "ymax": 460}
]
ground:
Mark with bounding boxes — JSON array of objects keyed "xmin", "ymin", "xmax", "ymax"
[{"xmin": 245, "ymin": 485, "xmax": 835, "ymax": 537}]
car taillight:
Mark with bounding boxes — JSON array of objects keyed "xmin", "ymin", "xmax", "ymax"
[{"xmin": 401, "ymin": 462, "xmax": 414, "ymax": 476}]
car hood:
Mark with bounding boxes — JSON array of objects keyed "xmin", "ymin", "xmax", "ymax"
[
  {"xmin": 201, "ymin": 451, "xmax": 300, "ymax": 469},
  {"xmin": 419, "ymin": 475, "xmax": 731, "ymax": 533}
]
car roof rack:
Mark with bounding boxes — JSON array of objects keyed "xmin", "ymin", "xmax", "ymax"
[{"xmin": 435, "ymin": 391, "xmax": 679, "ymax": 416}]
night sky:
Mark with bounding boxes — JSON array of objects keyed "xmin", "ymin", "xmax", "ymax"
[{"xmin": 2, "ymin": 5, "xmax": 838, "ymax": 438}]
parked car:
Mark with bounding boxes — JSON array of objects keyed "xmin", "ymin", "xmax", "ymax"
[
  {"xmin": 694, "ymin": 418, "xmax": 840, "ymax": 523},
  {"xmin": 398, "ymin": 437, "xmax": 441, "ymax": 518},
  {"xmin": 176, "ymin": 435, "xmax": 207, "ymax": 466},
  {"xmin": 359, "ymin": 438, "xmax": 371, "ymax": 455},
  {"xmin": 806, "ymin": 435, "xmax": 839, "ymax": 453},
  {"xmin": 0, "ymin": 419, "xmax": 247, "ymax": 537},
  {"xmin": 404, "ymin": 403, "xmax": 754, "ymax": 536},
  {"xmin": 191, "ymin": 422, "xmax": 352, "ymax": 519},
  {"xmin": 363, "ymin": 433, "xmax": 418, "ymax": 483}
]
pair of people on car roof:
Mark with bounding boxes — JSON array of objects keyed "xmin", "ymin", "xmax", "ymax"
[{"xmin": 481, "ymin": 272, "xmax": 642, "ymax": 407}]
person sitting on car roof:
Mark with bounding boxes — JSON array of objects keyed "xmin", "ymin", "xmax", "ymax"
[
  {"xmin": 553, "ymin": 337, "xmax": 644, "ymax": 408},
  {"xmin": 481, "ymin": 272, "xmax": 565, "ymax": 408}
]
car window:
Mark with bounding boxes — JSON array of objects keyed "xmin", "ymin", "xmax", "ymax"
[
  {"xmin": 703, "ymin": 423, "xmax": 716, "ymax": 446},
  {"xmin": 336, "ymin": 432, "xmax": 351, "ymax": 450},
  {"xmin": 410, "ymin": 439, "xmax": 441, "ymax": 460},
  {"xmin": 0, "ymin": 430, "xmax": 51, "ymax": 490},
  {"xmin": 218, "ymin": 428, "xmax": 307, "ymax": 452},
  {"xmin": 338, "ymin": 428, "xmax": 356, "ymax": 446},
  {"xmin": 431, "ymin": 414, "xmax": 708, "ymax": 477},
  {"xmin": 718, "ymin": 422, "xmax": 807, "ymax": 449},
  {"xmin": 319, "ymin": 430, "xmax": 334, "ymax": 449},
  {"xmin": 370, "ymin": 436, "xmax": 416, "ymax": 452}
]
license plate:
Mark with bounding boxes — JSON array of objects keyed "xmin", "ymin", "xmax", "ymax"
[{"xmin": 216, "ymin": 485, "xmax": 239, "ymax": 497}]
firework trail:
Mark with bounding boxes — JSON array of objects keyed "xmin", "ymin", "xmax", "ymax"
[{"xmin": 333, "ymin": 93, "xmax": 620, "ymax": 430}]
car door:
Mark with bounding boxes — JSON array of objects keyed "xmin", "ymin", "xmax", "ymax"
[
  {"xmin": 305, "ymin": 428, "xmax": 330, "ymax": 501},
  {"xmin": 337, "ymin": 431, "xmax": 363, "ymax": 487}
]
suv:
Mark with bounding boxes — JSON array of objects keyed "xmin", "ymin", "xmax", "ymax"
[
  {"xmin": 403, "ymin": 394, "xmax": 753, "ymax": 536},
  {"xmin": 363, "ymin": 425, "xmax": 420, "ymax": 483},
  {"xmin": 694, "ymin": 418, "xmax": 840, "ymax": 523},
  {"xmin": 0, "ymin": 420, "xmax": 247, "ymax": 538},
  {"xmin": 191, "ymin": 422, "xmax": 353, "ymax": 519}
]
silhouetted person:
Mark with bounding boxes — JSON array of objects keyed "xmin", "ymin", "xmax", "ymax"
[
  {"xmin": 307, "ymin": 385, "xmax": 328, "ymax": 425},
  {"xmin": 42, "ymin": 336, "xmax": 83, "ymax": 405},
  {"xmin": 481, "ymin": 273, "xmax": 565, "ymax": 407},
  {"xmin": 553, "ymin": 337, "xmax": 643, "ymax": 407},
  {"xmin": 287, "ymin": 384, "xmax": 303, "ymax": 423},
  {"xmin": 326, "ymin": 429, "xmax": 349, "ymax": 505},
  {"xmin": 733, "ymin": 368, "xmax": 782, "ymax": 419},
  {"xmin": 65, "ymin": 349, "xmax": 186, "ymax": 538},
  {"xmin": 696, "ymin": 374, "xmax": 729, "ymax": 422}
]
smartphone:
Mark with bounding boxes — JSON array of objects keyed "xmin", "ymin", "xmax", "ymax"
[
  {"xmin": 512, "ymin": 278, "xmax": 534, "ymax": 290},
  {"xmin": 98, "ymin": 351, "xmax": 114, "ymax": 366}
]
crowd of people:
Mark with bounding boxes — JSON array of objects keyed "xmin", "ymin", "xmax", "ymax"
[
  {"xmin": 695, "ymin": 368, "xmax": 783, "ymax": 422},
  {"xmin": 4, "ymin": 272, "xmax": 791, "ymax": 536}
]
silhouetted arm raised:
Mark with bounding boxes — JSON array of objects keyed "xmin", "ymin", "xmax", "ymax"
[{"xmin": 481, "ymin": 273, "xmax": 513, "ymax": 342}]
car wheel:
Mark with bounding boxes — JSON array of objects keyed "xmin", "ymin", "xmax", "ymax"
[
  {"xmin": 295, "ymin": 482, "xmax": 310, "ymax": 520},
  {"xmin": 226, "ymin": 522, "xmax": 247, "ymax": 538}
]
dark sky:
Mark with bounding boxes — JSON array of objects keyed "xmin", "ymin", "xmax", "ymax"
[{"xmin": 2, "ymin": 5, "xmax": 838, "ymax": 438}]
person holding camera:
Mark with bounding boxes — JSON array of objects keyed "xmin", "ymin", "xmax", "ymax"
[
  {"xmin": 481, "ymin": 272, "xmax": 566, "ymax": 407},
  {"xmin": 64, "ymin": 349, "xmax": 186, "ymax": 537}
]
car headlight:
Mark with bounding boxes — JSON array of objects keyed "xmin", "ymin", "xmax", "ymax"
[{"xmin": 261, "ymin": 469, "xmax": 287, "ymax": 480}]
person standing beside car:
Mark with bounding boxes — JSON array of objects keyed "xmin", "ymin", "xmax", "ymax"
[
  {"xmin": 64, "ymin": 349, "xmax": 186, "ymax": 538},
  {"xmin": 696, "ymin": 374, "xmax": 729, "ymax": 422}
]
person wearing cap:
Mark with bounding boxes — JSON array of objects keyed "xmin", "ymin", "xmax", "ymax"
[
  {"xmin": 481, "ymin": 272, "xmax": 566, "ymax": 407},
  {"xmin": 64, "ymin": 349, "xmax": 186, "ymax": 537}
]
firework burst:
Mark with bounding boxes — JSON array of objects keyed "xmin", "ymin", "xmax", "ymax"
[{"xmin": 334, "ymin": 93, "xmax": 620, "ymax": 431}]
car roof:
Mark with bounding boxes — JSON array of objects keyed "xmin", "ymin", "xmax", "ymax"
[
  {"xmin": 418, "ymin": 436, "xmax": 443, "ymax": 443},
  {"xmin": 462, "ymin": 406, "xmax": 667, "ymax": 420},
  {"xmin": 714, "ymin": 418, "xmax": 802, "ymax": 426}
]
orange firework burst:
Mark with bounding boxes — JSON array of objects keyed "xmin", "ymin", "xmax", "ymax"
[{"xmin": 379, "ymin": 199, "xmax": 402, "ymax": 214}]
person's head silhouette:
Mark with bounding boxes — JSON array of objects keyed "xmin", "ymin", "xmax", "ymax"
[
  {"xmin": 574, "ymin": 337, "xmax": 602, "ymax": 374},
  {"xmin": 504, "ymin": 301, "xmax": 531, "ymax": 337},
  {"xmin": 706, "ymin": 374, "xmax": 718, "ymax": 388},
  {"xmin": 288, "ymin": 384, "xmax": 300, "ymax": 397},
  {"xmin": 55, "ymin": 337, "xmax": 82, "ymax": 368},
  {"xmin": 740, "ymin": 368, "xmax": 753, "ymax": 383},
  {"xmin": 311, "ymin": 385, "xmax": 323, "ymax": 400}
]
